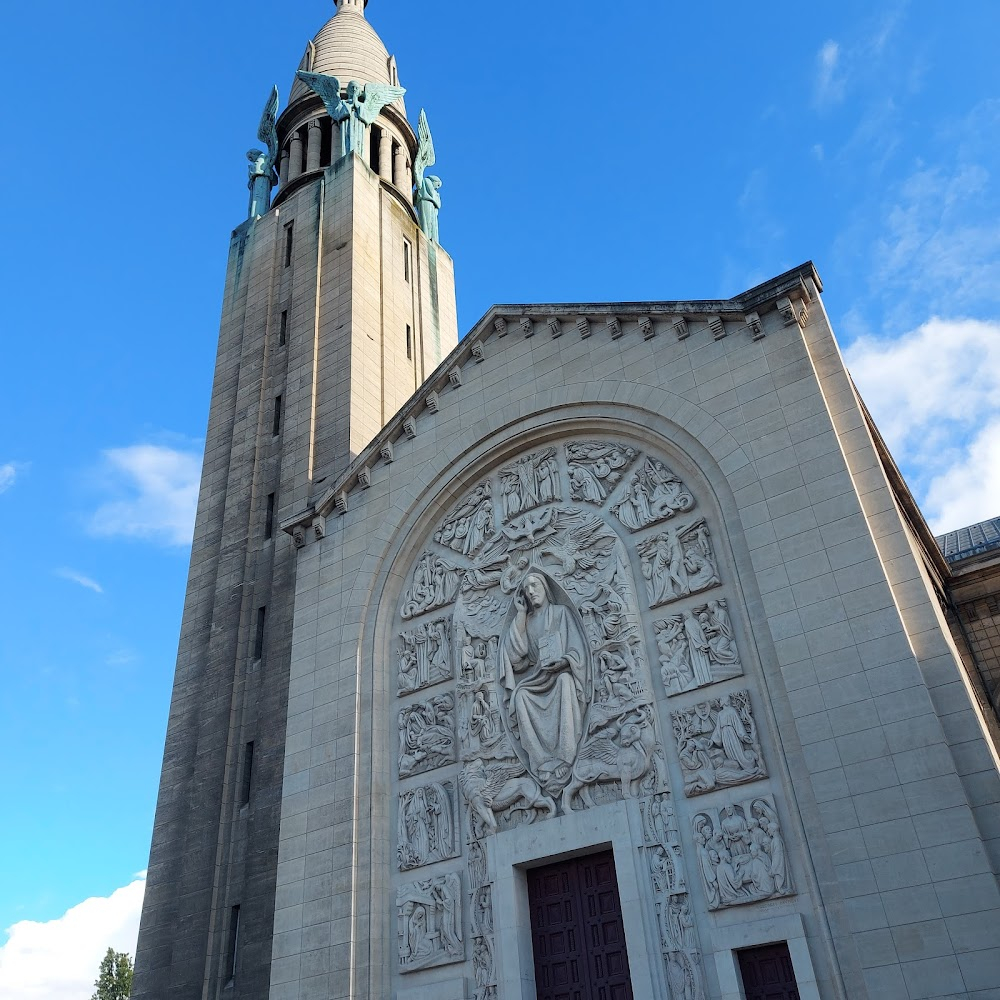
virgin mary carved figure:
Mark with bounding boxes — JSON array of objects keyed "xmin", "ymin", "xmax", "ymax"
[{"xmin": 499, "ymin": 572, "xmax": 590, "ymax": 794}]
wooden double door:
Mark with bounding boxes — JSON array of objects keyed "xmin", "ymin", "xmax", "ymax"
[{"xmin": 527, "ymin": 850, "xmax": 634, "ymax": 1000}]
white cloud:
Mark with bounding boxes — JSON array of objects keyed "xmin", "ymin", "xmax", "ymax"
[
  {"xmin": 0, "ymin": 876, "xmax": 145, "ymax": 1000},
  {"xmin": 0, "ymin": 462, "xmax": 22, "ymax": 493},
  {"xmin": 815, "ymin": 40, "xmax": 844, "ymax": 106},
  {"xmin": 54, "ymin": 568, "xmax": 104, "ymax": 594},
  {"xmin": 89, "ymin": 444, "xmax": 202, "ymax": 546},
  {"xmin": 922, "ymin": 418, "xmax": 1000, "ymax": 535},
  {"xmin": 845, "ymin": 317, "xmax": 1000, "ymax": 533}
]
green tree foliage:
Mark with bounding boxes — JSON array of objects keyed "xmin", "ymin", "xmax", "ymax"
[{"xmin": 91, "ymin": 948, "xmax": 134, "ymax": 1000}]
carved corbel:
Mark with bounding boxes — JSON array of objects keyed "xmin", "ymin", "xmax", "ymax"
[
  {"xmin": 448, "ymin": 366, "xmax": 462, "ymax": 388},
  {"xmin": 520, "ymin": 317, "xmax": 534, "ymax": 338},
  {"xmin": 745, "ymin": 311, "xmax": 764, "ymax": 341},
  {"xmin": 403, "ymin": 416, "xmax": 418, "ymax": 439},
  {"xmin": 293, "ymin": 525, "xmax": 307, "ymax": 549},
  {"xmin": 607, "ymin": 316, "xmax": 622, "ymax": 339},
  {"xmin": 471, "ymin": 341, "xmax": 486, "ymax": 363},
  {"xmin": 426, "ymin": 391, "xmax": 440, "ymax": 414},
  {"xmin": 639, "ymin": 315, "xmax": 655, "ymax": 340},
  {"xmin": 334, "ymin": 493, "xmax": 348, "ymax": 516},
  {"xmin": 494, "ymin": 317, "xmax": 507, "ymax": 337},
  {"xmin": 576, "ymin": 316, "xmax": 591, "ymax": 339},
  {"xmin": 380, "ymin": 441, "xmax": 395, "ymax": 463},
  {"xmin": 358, "ymin": 467, "xmax": 372, "ymax": 489},
  {"xmin": 547, "ymin": 317, "xmax": 562, "ymax": 338},
  {"xmin": 314, "ymin": 514, "xmax": 328, "ymax": 538},
  {"xmin": 708, "ymin": 316, "xmax": 726, "ymax": 340},
  {"xmin": 777, "ymin": 296, "xmax": 808, "ymax": 329},
  {"xmin": 673, "ymin": 317, "xmax": 690, "ymax": 341}
]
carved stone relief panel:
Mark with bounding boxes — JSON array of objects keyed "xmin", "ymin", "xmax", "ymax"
[
  {"xmin": 671, "ymin": 690, "xmax": 766, "ymax": 795},
  {"xmin": 564, "ymin": 441, "xmax": 638, "ymax": 504},
  {"xmin": 434, "ymin": 481, "xmax": 496, "ymax": 557},
  {"xmin": 389, "ymin": 436, "xmax": 777, "ymax": 994},
  {"xmin": 638, "ymin": 519, "xmax": 720, "ymax": 608},
  {"xmin": 653, "ymin": 599, "xmax": 743, "ymax": 696},
  {"xmin": 398, "ymin": 694, "xmax": 456, "ymax": 778},
  {"xmin": 397, "ymin": 780, "xmax": 460, "ymax": 871},
  {"xmin": 497, "ymin": 448, "xmax": 561, "ymax": 520},
  {"xmin": 398, "ymin": 616, "xmax": 453, "ymax": 696},
  {"xmin": 691, "ymin": 795, "xmax": 792, "ymax": 910},
  {"xmin": 610, "ymin": 457, "xmax": 695, "ymax": 531},
  {"xmin": 637, "ymin": 792, "xmax": 706, "ymax": 1000},
  {"xmin": 449, "ymin": 501, "xmax": 666, "ymax": 830},
  {"xmin": 466, "ymin": 806, "xmax": 497, "ymax": 999},
  {"xmin": 401, "ymin": 552, "xmax": 462, "ymax": 620},
  {"xmin": 396, "ymin": 871, "xmax": 464, "ymax": 972}
]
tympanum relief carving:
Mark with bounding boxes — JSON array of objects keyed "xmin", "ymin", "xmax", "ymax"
[
  {"xmin": 498, "ymin": 448, "xmax": 561, "ymax": 519},
  {"xmin": 654, "ymin": 599, "xmax": 743, "ymax": 695},
  {"xmin": 692, "ymin": 795, "xmax": 792, "ymax": 910},
  {"xmin": 397, "ymin": 872, "xmax": 464, "ymax": 972},
  {"xmin": 639, "ymin": 519, "xmax": 720, "ymax": 608},
  {"xmin": 565, "ymin": 441, "xmax": 638, "ymax": 504},
  {"xmin": 451, "ymin": 500, "xmax": 666, "ymax": 825},
  {"xmin": 638, "ymin": 793, "xmax": 706, "ymax": 1000},
  {"xmin": 672, "ymin": 690, "xmax": 765, "ymax": 795},
  {"xmin": 401, "ymin": 552, "xmax": 462, "ymax": 620},
  {"xmin": 390, "ymin": 436, "xmax": 782, "ymax": 993},
  {"xmin": 611, "ymin": 457, "xmax": 695, "ymax": 531},
  {"xmin": 398, "ymin": 694, "xmax": 456, "ymax": 778},
  {"xmin": 397, "ymin": 781, "xmax": 459, "ymax": 871},
  {"xmin": 398, "ymin": 617, "xmax": 453, "ymax": 695},
  {"xmin": 435, "ymin": 481, "xmax": 496, "ymax": 557}
]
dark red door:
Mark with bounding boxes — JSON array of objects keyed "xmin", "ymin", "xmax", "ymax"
[
  {"xmin": 738, "ymin": 943, "xmax": 800, "ymax": 1000},
  {"xmin": 527, "ymin": 851, "xmax": 634, "ymax": 1000}
]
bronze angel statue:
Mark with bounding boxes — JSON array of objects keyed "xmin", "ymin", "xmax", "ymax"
[
  {"xmin": 296, "ymin": 70, "xmax": 405, "ymax": 159},
  {"xmin": 246, "ymin": 85, "xmax": 279, "ymax": 220},
  {"xmin": 414, "ymin": 108, "xmax": 442, "ymax": 243}
]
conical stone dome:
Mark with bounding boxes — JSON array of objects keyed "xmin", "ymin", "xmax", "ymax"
[{"xmin": 288, "ymin": 1, "xmax": 404, "ymax": 113}]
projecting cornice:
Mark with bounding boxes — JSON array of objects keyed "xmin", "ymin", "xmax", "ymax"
[{"xmin": 281, "ymin": 261, "xmax": 822, "ymax": 545}]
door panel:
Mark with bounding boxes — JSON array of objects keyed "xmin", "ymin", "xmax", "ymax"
[
  {"xmin": 738, "ymin": 942, "xmax": 800, "ymax": 1000},
  {"xmin": 527, "ymin": 851, "xmax": 634, "ymax": 1000}
]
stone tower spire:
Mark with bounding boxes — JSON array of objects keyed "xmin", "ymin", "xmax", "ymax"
[{"xmin": 130, "ymin": 2, "xmax": 457, "ymax": 997}]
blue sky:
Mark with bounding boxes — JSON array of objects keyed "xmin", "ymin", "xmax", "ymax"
[{"xmin": 1, "ymin": 1, "xmax": 998, "ymax": 994}]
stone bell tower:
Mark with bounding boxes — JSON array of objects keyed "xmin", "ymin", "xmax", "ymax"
[{"xmin": 131, "ymin": 2, "xmax": 458, "ymax": 996}]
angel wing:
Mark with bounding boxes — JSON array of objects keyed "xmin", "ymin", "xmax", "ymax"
[
  {"xmin": 296, "ymin": 70, "xmax": 350, "ymax": 122},
  {"xmin": 414, "ymin": 108, "xmax": 436, "ymax": 181},
  {"xmin": 357, "ymin": 82, "xmax": 407, "ymax": 125},
  {"xmin": 256, "ymin": 85, "xmax": 280, "ymax": 171}
]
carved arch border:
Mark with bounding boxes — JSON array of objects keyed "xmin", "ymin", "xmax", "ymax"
[{"xmin": 348, "ymin": 387, "xmax": 826, "ymax": 996}]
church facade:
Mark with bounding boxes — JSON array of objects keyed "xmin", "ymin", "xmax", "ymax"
[{"xmin": 133, "ymin": 3, "xmax": 1000, "ymax": 999}]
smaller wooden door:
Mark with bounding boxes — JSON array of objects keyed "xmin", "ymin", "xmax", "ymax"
[
  {"xmin": 527, "ymin": 851, "xmax": 634, "ymax": 1000},
  {"xmin": 738, "ymin": 942, "xmax": 800, "ymax": 1000}
]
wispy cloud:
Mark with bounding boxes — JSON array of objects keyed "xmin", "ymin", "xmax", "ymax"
[
  {"xmin": 845, "ymin": 317, "xmax": 1000, "ymax": 533},
  {"xmin": 812, "ymin": 5, "xmax": 908, "ymax": 110},
  {"xmin": 0, "ymin": 462, "xmax": 25, "ymax": 494},
  {"xmin": 88, "ymin": 443, "xmax": 202, "ymax": 547},
  {"xmin": 814, "ymin": 40, "xmax": 844, "ymax": 106},
  {"xmin": 0, "ymin": 875, "xmax": 145, "ymax": 1000},
  {"xmin": 54, "ymin": 568, "xmax": 104, "ymax": 594}
]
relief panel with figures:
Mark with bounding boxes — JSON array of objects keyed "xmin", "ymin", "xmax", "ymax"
[{"xmin": 388, "ymin": 436, "xmax": 784, "ymax": 995}]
